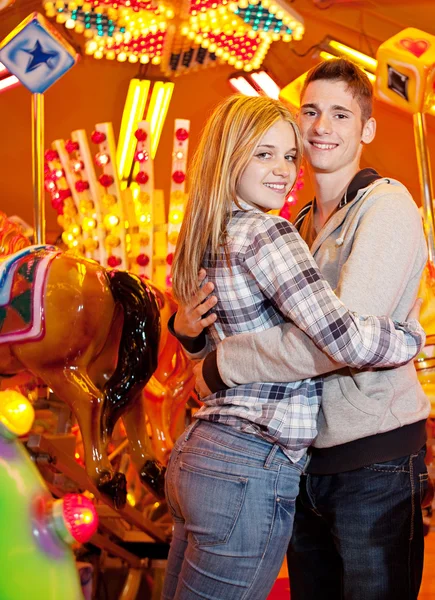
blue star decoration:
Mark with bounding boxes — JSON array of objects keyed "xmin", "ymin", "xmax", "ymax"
[
  {"xmin": 0, "ymin": 12, "xmax": 77, "ymax": 94},
  {"xmin": 24, "ymin": 40, "xmax": 58, "ymax": 73}
]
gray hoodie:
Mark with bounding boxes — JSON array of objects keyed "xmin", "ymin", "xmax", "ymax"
[{"xmin": 202, "ymin": 177, "xmax": 430, "ymax": 471}]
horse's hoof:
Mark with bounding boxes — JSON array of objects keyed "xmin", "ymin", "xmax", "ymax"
[
  {"xmin": 139, "ymin": 460, "xmax": 166, "ymax": 499},
  {"xmin": 97, "ymin": 471, "xmax": 127, "ymax": 509}
]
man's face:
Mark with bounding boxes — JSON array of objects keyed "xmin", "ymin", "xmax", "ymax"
[{"xmin": 298, "ymin": 79, "xmax": 374, "ymax": 175}]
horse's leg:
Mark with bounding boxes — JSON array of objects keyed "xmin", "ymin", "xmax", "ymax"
[
  {"xmin": 122, "ymin": 391, "xmax": 166, "ymax": 500},
  {"xmin": 37, "ymin": 367, "xmax": 127, "ymax": 509}
]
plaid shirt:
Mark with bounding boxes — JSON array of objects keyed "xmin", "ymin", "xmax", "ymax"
[{"xmin": 195, "ymin": 202, "xmax": 424, "ymax": 462}]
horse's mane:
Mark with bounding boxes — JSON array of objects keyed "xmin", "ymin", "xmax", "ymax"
[{"xmin": 0, "ymin": 211, "xmax": 31, "ymax": 255}]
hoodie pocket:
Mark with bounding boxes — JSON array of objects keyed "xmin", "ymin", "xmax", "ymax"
[{"xmin": 338, "ymin": 370, "xmax": 394, "ymax": 417}]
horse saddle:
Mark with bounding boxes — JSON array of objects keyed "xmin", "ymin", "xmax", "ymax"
[{"xmin": 0, "ymin": 245, "xmax": 59, "ymax": 344}]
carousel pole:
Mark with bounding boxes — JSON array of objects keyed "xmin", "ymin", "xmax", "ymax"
[
  {"xmin": 31, "ymin": 92, "xmax": 45, "ymax": 244},
  {"xmin": 0, "ymin": 13, "xmax": 78, "ymax": 245},
  {"xmin": 414, "ymin": 111, "xmax": 435, "ymax": 264}
]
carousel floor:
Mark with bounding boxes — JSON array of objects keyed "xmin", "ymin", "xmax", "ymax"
[{"xmin": 267, "ymin": 530, "xmax": 435, "ymax": 599}]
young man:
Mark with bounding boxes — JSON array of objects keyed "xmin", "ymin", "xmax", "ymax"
[{"xmin": 170, "ymin": 58, "xmax": 430, "ymax": 599}]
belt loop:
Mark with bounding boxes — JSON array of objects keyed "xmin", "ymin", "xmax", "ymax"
[
  {"xmin": 264, "ymin": 443, "xmax": 279, "ymax": 469},
  {"xmin": 185, "ymin": 419, "xmax": 201, "ymax": 441}
]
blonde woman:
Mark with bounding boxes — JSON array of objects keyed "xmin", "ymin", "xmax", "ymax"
[{"xmin": 163, "ymin": 95, "xmax": 424, "ymax": 600}]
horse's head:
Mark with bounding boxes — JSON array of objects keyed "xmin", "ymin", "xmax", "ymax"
[{"xmin": 0, "ymin": 212, "xmax": 31, "ymax": 256}]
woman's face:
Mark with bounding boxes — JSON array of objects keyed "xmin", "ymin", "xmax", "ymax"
[{"xmin": 236, "ymin": 119, "xmax": 298, "ymax": 212}]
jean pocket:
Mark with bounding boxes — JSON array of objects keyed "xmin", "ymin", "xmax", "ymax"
[
  {"xmin": 363, "ymin": 454, "xmax": 411, "ymax": 473},
  {"xmin": 178, "ymin": 459, "xmax": 248, "ymax": 547},
  {"xmin": 419, "ymin": 471, "xmax": 432, "ymax": 508}
]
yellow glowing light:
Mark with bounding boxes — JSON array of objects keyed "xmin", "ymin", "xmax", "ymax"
[
  {"xmin": 86, "ymin": 40, "xmax": 98, "ymax": 55},
  {"xmin": 82, "ymin": 217, "xmax": 96, "ymax": 231},
  {"xmin": 62, "ymin": 231, "xmax": 74, "ymax": 244},
  {"xmin": 279, "ymin": 71, "xmax": 307, "ymax": 109},
  {"xmin": 169, "ymin": 209, "xmax": 183, "ymax": 224},
  {"xmin": 145, "ymin": 81, "xmax": 174, "ymax": 159},
  {"xmin": 0, "ymin": 391, "xmax": 35, "ymax": 437},
  {"xmin": 117, "ymin": 79, "xmax": 151, "ymax": 180},
  {"xmin": 104, "ymin": 214, "xmax": 120, "ymax": 228},
  {"xmin": 56, "ymin": 12, "xmax": 68, "ymax": 24},
  {"xmin": 82, "ymin": 509, "xmax": 94, "ymax": 524},
  {"xmin": 319, "ymin": 51, "xmax": 376, "ymax": 82},
  {"xmin": 70, "ymin": 224, "xmax": 81, "ymax": 236},
  {"xmin": 327, "ymin": 40, "xmax": 377, "ymax": 72},
  {"xmin": 319, "ymin": 50, "xmax": 334, "ymax": 61},
  {"xmin": 75, "ymin": 452, "xmax": 80, "ymax": 459}
]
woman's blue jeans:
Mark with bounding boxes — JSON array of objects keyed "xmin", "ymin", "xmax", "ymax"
[{"xmin": 163, "ymin": 420, "xmax": 306, "ymax": 600}]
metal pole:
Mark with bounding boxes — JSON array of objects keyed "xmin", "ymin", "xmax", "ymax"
[
  {"xmin": 31, "ymin": 93, "xmax": 45, "ymax": 244},
  {"xmin": 413, "ymin": 111, "xmax": 435, "ymax": 264}
]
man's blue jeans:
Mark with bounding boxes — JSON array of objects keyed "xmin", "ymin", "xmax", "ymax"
[
  {"xmin": 287, "ymin": 448, "xmax": 429, "ymax": 600},
  {"xmin": 163, "ymin": 420, "xmax": 305, "ymax": 600}
]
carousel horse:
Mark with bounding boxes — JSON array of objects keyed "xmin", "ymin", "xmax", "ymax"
[
  {"xmin": 119, "ymin": 283, "xmax": 196, "ymax": 497},
  {"xmin": 0, "ymin": 211, "xmax": 161, "ymax": 508},
  {"xmin": 86, "ymin": 279, "xmax": 197, "ymax": 499}
]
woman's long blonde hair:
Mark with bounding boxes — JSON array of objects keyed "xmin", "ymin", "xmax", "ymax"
[{"xmin": 172, "ymin": 95, "xmax": 302, "ymax": 305}]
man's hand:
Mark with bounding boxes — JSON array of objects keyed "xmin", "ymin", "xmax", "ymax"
[
  {"xmin": 174, "ymin": 269, "xmax": 218, "ymax": 338},
  {"xmin": 193, "ymin": 360, "xmax": 212, "ymax": 398}
]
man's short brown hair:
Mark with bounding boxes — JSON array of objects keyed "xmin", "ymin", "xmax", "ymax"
[{"xmin": 300, "ymin": 58, "xmax": 373, "ymax": 123}]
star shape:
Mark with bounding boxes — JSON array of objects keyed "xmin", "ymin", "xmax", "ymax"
[{"xmin": 23, "ymin": 40, "xmax": 58, "ymax": 73}]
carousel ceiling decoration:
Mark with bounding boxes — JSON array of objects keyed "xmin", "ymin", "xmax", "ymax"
[{"xmin": 43, "ymin": 0, "xmax": 304, "ymax": 75}]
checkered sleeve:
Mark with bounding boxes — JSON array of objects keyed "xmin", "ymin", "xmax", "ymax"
[{"xmin": 242, "ymin": 215, "xmax": 425, "ymax": 367}]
